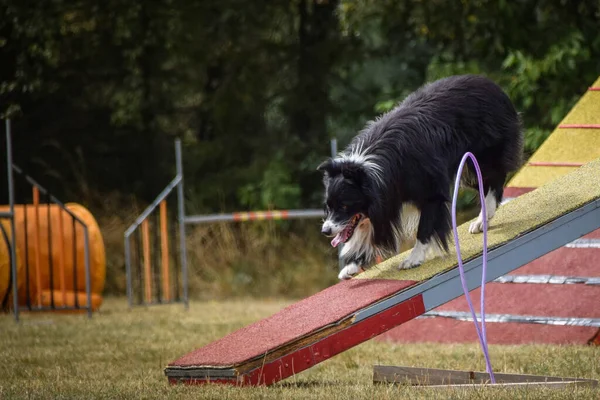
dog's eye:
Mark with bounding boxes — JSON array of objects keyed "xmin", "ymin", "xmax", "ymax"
[{"xmin": 341, "ymin": 205, "xmax": 348, "ymax": 211}]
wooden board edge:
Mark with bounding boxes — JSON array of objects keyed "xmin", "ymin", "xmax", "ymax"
[
  {"xmin": 373, "ymin": 365, "xmax": 598, "ymax": 388},
  {"xmin": 408, "ymin": 381, "xmax": 597, "ymax": 390}
]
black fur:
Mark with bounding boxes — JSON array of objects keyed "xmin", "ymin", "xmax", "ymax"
[{"xmin": 318, "ymin": 74, "xmax": 524, "ymax": 271}]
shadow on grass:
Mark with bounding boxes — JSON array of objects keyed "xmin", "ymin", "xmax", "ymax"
[{"xmin": 276, "ymin": 380, "xmax": 344, "ymax": 389}]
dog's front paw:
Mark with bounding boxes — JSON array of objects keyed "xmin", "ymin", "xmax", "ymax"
[
  {"xmin": 398, "ymin": 240, "xmax": 428, "ymax": 270},
  {"xmin": 338, "ymin": 263, "xmax": 362, "ymax": 280},
  {"xmin": 468, "ymin": 219, "xmax": 484, "ymax": 234},
  {"xmin": 399, "ymin": 259, "xmax": 422, "ymax": 270}
]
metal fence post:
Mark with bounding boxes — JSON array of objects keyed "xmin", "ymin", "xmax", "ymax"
[
  {"xmin": 175, "ymin": 139, "xmax": 189, "ymax": 310},
  {"xmin": 330, "ymin": 138, "xmax": 344, "ymax": 272},
  {"xmin": 6, "ymin": 119, "xmax": 19, "ymax": 322}
]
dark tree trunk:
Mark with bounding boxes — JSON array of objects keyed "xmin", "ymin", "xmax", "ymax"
[{"xmin": 288, "ymin": 0, "xmax": 341, "ymax": 205}]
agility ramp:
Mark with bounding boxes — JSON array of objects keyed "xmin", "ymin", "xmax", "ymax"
[
  {"xmin": 382, "ymin": 77, "xmax": 600, "ymax": 346},
  {"xmin": 166, "ymin": 158, "xmax": 600, "ymax": 386}
]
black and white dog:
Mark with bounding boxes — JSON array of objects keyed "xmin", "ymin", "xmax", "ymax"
[{"xmin": 318, "ymin": 75, "xmax": 523, "ymax": 280}]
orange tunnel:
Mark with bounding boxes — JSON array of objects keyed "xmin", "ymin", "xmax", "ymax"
[{"xmin": 0, "ymin": 202, "xmax": 105, "ymax": 312}]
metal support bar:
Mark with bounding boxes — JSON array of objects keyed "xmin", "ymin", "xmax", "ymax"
[
  {"xmin": 175, "ymin": 139, "xmax": 189, "ymax": 310},
  {"xmin": 12, "ymin": 165, "xmax": 90, "ymax": 230},
  {"xmin": 12, "ymin": 164, "xmax": 49, "ymax": 194},
  {"xmin": 355, "ymin": 198, "xmax": 600, "ymax": 323},
  {"xmin": 494, "ymin": 274, "xmax": 600, "ymax": 285},
  {"xmin": 0, "ymin": 211, "xmax": 13, "ymax": 218},
  {"xmin": 420, "ymin": 311, "xmax": 600, "ymax": 327},
  {"xmin": 124, "ymin": 175, "xmax": 182, "ymax": 238},
  {"xmin": 6, "ymin": 120, "xmax": 19, "ymax": 321},
  {"xmin": 48, "ymin": 194, "xmax": 89, "ymax": 226},
  {"xmin": 564, "ymin": 238, "xmax": 600, "ymax": 248}
]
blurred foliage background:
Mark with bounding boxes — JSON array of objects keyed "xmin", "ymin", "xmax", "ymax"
[{"xmin": 1, "ymin": 0, "xmax": 599, "ymax": 297}]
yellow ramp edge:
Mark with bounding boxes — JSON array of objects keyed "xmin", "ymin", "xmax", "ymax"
[
  {"xmin": 507, "ymin": 75, "xmax": 600, "ymax": 189},
  {"xmin": 358, "ymin": 157, "xmax": 600, "ymax": 281}
]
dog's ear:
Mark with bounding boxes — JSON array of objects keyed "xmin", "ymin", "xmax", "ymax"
[
  {"xmin": 341, "ymin": 163, "xmax": 366, "ymax": 184},
  {"xmin": 317, "ymin": 158, "xmax": 337, "ymax": 175}
]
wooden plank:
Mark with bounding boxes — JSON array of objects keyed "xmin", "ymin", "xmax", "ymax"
[
  {"xmin": 373, "ymin": 365, "xmax": 598, "ymax": 388},
  {"xmin": 57, "ymin": 206, "xmax": 67, "ymax": 305},
  {"xmin": 413, "ymin": 381, "xmax": 596, "ymax": 390},
  {"xmin": 160, "ymin": 200, "xmax": 170, "ymax": 301},
  {"xmin": 32, "ymin": 187, "xmax": 42, "ymax": 307},
  {"xmin": 142, "ymin": 219, "xmax": 152, "ymax": 303}
]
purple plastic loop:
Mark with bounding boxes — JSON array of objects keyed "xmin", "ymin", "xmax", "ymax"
[{"xmin": 451, "ymin": 152, "xmax": 495, "ymax": 383}]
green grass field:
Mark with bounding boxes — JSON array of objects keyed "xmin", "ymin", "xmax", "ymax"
[{"xmin": 1, "ymin": 297, "xmax": 598, "ymax": 399}]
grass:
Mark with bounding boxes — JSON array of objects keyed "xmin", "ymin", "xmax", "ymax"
[{"xmin": 1, "ymin": 297, "xmax": 598, "ymax": 399}]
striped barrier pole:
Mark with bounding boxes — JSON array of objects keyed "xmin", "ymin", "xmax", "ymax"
[{"xmin": 184, "ymin": 209, "xmax": 324, "ymax": 224}]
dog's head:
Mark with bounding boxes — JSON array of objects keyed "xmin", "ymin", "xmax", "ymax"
[{"xmin": 317, "ymin": 158, "xmax": 371, "ymax": 247}]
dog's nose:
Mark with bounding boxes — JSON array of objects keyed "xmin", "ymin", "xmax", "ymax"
[{"xmin": 321, "ymin": 226, "xmax": 332, "ymax": 236}]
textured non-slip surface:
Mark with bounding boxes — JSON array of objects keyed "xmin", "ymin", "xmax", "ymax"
[
  {"xmin": 560, "ymin": 77, "xmax": 600, "ymax": 125},
  {"xmin": 169, "ymin": 278, "xmax": 416, "ymax": 368},
  {"xmin": 507, "ymin": 76, "xmax": 600, "ymax": 190},
  {"xmin": 379, "ymin": 318, "xmax": 598, "ymax": 345},
  {"xmin": 357, "ymin": 157, "xmax": 600, "ymax": 282},
  {"xmin": 508, "ymin": 127, "xmax": 600, "ymax": 188},
  {"xmin": 434, "ymin": 284, "xmax": 599, "ymax": 318},
  {"xmin": 515, "ymin": 247, "xmax": 599, "ymax": 276}
]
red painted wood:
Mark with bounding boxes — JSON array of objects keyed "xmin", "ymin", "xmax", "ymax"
[
  {"xmin": 503, "ymin": 187, "xmax": 536, "ymax": 198},
  {"xmin": 558, "ymin": 124, "xmax": 600, "ymax": 129},
  {"xmin": 171, "ymin": 294, "xmax": 426, "ymax": 386}
]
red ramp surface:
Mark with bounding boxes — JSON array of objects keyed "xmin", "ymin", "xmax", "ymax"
[
  {"xmin": 378, "ymin": 212, "xmax": 600, "ymax": 347},
  {"xmin": 380, "ymin": 278, "xmax": 600, "ymax": 345},
  {"xmin": 379, "ymin": 318, "xmax": 598, "ymax": 345},
  {"xmin": 170, "ymin": 279, "xmax": 417, "ymax": 369},
  {"xmin": 167, "ymin": 279, "xmax": 423, "ymax": 385}
]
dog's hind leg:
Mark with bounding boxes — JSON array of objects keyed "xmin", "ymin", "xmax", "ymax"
[
  {"xmin": 468, "ymin": 175, "xmax": 505, "ymax": 234},
  {"xmin": 400, "ymin": 197, "xmax": 450, "ymax": 269}
]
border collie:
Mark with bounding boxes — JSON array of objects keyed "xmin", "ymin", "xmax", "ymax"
[{"xmin": 317, "ymin": 74, "xmax": 523, "ymax": 280}]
